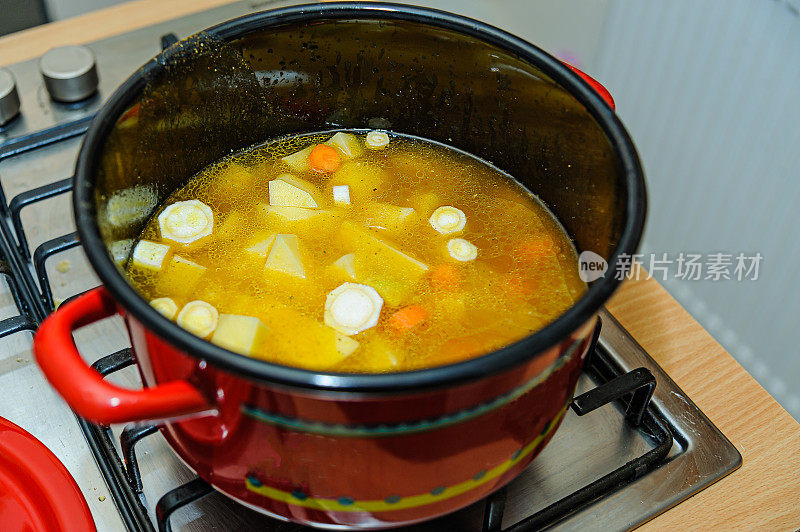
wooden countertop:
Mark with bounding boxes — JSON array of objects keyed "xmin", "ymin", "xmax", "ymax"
[{"xmin": 2, "ymin": 1, "xmax": 799, "ymax": 530}]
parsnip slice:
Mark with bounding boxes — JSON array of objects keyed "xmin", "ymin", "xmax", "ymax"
[
  {"xmin": 447, "ymin": 238, "xmax": 478, "ymax": 261},
  {"xmin": 158, "ymin": 200, "xmax": 214, "ymax": 245},
  {"xmin": 177, "ymin": 300, "xmax": 219, "ymax": 339},
  {"xmin": 429, "ymin": 206, "xmax": 466, "ymax": 235},
  {"xmin": 324, "ymin": 282, "xmax": 384, "ymax": 335},
  {"xmin": 150, "ymin": 297, "xmax": 178, "ymax": 319},
  {"xmin": 365, "ymin": 130, "xmax": 390, "ymax": 150}
]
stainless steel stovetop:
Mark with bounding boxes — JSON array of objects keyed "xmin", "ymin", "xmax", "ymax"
[{"xmin": 0, "ymin": 2, "xmax": 741, "ymax": 530}]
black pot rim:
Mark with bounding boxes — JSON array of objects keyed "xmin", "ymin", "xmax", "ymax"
[{"xmin": 74, "ymin": 2, "xmax": 646, "ymax": 394}]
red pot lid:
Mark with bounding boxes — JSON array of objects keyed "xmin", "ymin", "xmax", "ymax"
[{"xmin": 0, "ymin": 416, "xmax": 96, "ymax": 532}]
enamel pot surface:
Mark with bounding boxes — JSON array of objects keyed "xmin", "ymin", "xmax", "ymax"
[{"xmin": 33, "ymin": 3, "xmax": 645, "ymax": 528}]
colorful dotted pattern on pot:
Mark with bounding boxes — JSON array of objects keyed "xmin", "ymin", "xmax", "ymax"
[{"xmin": 244, "ymin": 402, "xmax": 568, "ymax": 512}]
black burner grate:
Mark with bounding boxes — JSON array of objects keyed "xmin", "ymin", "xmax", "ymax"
[{"xmin": 0, "ymin": 35, "xmax": 673, "ymax": 531}]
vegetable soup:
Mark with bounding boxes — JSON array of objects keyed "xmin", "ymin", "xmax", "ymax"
[{"xmin": 125, "ymin": 131, "xmax": 586, "ymax": 372}]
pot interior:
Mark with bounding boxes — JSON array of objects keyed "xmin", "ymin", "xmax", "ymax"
[
  {"xmin": 79, "ymin": 5, "xmax": 644, "ymax": 387},
  {"xmin": 95, "ymin": 10, "xmax": 628, "ymax": 261}
]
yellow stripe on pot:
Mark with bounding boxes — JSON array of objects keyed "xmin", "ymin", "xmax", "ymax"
[{"xmin": 244, "ymin": 403, "xmax": 568, "ymax": 513}]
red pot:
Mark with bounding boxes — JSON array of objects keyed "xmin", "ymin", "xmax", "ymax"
[{"xmin": 33, "ymin": 4, "xmax": 645, "ymax": 528}]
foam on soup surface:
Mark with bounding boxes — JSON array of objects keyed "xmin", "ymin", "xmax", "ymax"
[{"xmin": 126, "ymin": 131, "xmax": 586, "ymax": 372}]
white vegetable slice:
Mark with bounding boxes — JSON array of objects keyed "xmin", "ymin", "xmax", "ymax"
[
  {"xmin": 269, "ymin": 176, "xmax": 319, "ymax": 208},
  {"xmin": 150, "ymin": 297, "xmax": 178, "ymax": 319},
  {"xmin": 325, "ymin": 132, "xmax": 363, "ymax": 158},
  {"xmin": 332, "ymin": 185, "xmax": 351, "ymax": 205},
  {"xmin": 365, "ymin": 130, "xmax": 390, "ymax": 150},
  {"xmin": 447, "ymin": 238, "xmax": 478, "ymax": 262},
  {"xmin": 131, "ymin": 240, "xmax": 172, "ymax": 271},
  {"xmin": 429, "ymin": 206, "xmax": 466, "ymax": 234},
  {"xmin": 176, "ymin": 300, "xmax": 219, "ymax": 339},
  {"xmin": 211, "ymin": 314, "xmax": 269, "ymax": 355},
  {"xmin": 331, "ymin": 253, "xmax": 356, "ymax": 279},
  {"xmin": 158, "ymin": 200, "xmax": 214, "ymax": 245},
  {"xmin": 265, "ymin": 234, "xmax": 305, "ymax": 279},
  {"xmin": 324, "ymin": 282, "xmax": 383, "ymax": 336}
]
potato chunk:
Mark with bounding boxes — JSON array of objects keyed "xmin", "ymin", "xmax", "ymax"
[
  {"xmin": 332, "ymin": 185, "xmax": 351, "ymax": 205},
  {"xmin": 131, "ymin": 240, "xmax": 172, "ymax": 271},
  {"xmin": 211, "ymin": 314, "xmax": 269, "ymax": 355},
  {"xmin": 335, "ymin": 332, "xmax": 360, "ymax": 357},
  {"xmin": 244, "ymin": 234, "xmax": 276, "ymax": 258},
  {"xmin": 325, "ymin": 132, "xmax": 363, "ymax": 159},
  {"xmin": 260, "ymin": 204, "xmax": 327, "ymax": 222},
  {"xmin": 156, "ymin": 255, "xmax": 207, "ymax": 296},
  {"xmin": 336, "ymin": 221, "xmax": 428, "ymax": 306},
  {"xmin": 280, "ymin": 145, "xmax": 314, "ymax": 172},
  {"xmin": 265, "ymin": 234, "xmax": 305, "ymax": 279},
  {"xmin": 331, "ymin": 253, "xmax": 356, "ymax": 280},
  {"xmin": 207, "ymin": 162, "xmax": 256, "ymax": 204},
  {"xmin": 269, "ymin": 174, "xmax": 321, "ymax": 208},
  {"xmin": 329, "ymin": 161, "xmax": 387, "ymax": 200},
  {"xmin": 254, "ymin": 301, "xmax": 355, "ymax": 369},
  {"xmin": 360, "ymin": 203, "xmax": 418, "ymax": 233}
]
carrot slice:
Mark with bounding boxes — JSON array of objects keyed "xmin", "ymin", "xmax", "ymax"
[
  {"xmin": 429, "ymin": 264, "xmax": 460, "ymax": 291},
  {"xmin": 387, "ymin": 304, "xmax": 429, "ymax": 333},
  {"xmin": 308, "ymin": 144, "xmax": 341, "ymax": 173},
  {"xmin": 515, "ymin": 237, "xmax": 557, "ymax": 263}
]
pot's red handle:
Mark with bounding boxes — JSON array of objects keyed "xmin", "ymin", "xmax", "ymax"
[
  {"xmin": 34, "ymin": 287, "xmax": 211, "ymax": 425},
  {"xmin": 562, "ymin": 62, "xmax": 616, "ymax": 110}
]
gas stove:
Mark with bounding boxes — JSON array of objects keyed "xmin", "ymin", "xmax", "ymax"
[{"xmin": 0, "ymin": 2, "xmax": 740, "ymax": 530}]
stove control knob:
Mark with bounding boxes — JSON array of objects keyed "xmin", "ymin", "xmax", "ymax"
[
  {"xmin": 39, "ymin": 45, "xmax": 99, "ymax": 102},
  {"xmin": 0, "ymin": 68, "xmax": 21, "ymax": 125}
]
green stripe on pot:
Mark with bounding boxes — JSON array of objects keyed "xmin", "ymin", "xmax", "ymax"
[
  {"xmin": 244, "ymin": 403, "xmax": 568, "ymax": 511},
  {"xmin": 241, "ymin": 341, "xmax": 577, "ymax": 437}
]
